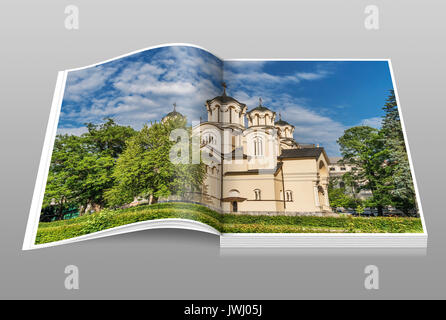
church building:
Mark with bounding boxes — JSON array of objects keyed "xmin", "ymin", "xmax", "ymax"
[{"xmin": 163, "ymin": 85, "xmax": 332, "ymax": 215}]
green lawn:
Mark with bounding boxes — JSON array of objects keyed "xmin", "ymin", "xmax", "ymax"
[{"xmin": 36, "ymin": 202, "xmax": 424, "ymax": 245}]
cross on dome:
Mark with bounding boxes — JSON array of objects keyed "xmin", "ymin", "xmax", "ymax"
[{"xmin": 221, "ymin": 82, "xmax": 227, "ymax": 95}]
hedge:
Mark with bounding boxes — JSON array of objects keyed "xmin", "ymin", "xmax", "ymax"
[
  {"xmin": 221, "ymin": 214, "xmax": 423, "ymax": 233},
  {"xmin": 36, "ymin": 203, "xmax": 224, "ymax": 244},
  {"xmin": 36, "ymin": 202, "xmax": 424, "ymax": 244}
]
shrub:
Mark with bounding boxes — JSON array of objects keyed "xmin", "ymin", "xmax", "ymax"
[{"xmin": 35, "ymin": 202, "xmax": 424, "ymax": 244}]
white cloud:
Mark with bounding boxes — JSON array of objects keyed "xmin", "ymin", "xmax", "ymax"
[
  {"xmin": 64, "ymin": 65, "xmax": 118, "ymax": 101},
  {"xmin": 56, "ymin": 126, "xmax": 88, "ymax": 136},
  {"xmin": 58, "ymin": 49, "xmax": 349, "ymax": 155},
  {"xmin": 277, "ymin": 103, "xmax": 345, "ymax": 156},
  {"xmin": 296, "ymin": 71, "xmax": 328, "ymax": 80},
  {"xmin": 232, "ymin": 90, "xmax": 346, "ymax": 156},
  {"xmin": 224, "ymin": 63, "xmax": 330, "ymax": 93},
  {"xmin": 224, "ymin": 61, "xmax": 266, "ymax": 72},
  {"xmin": 59, "ymin": 46, "xmax": 223, "ymax": 130},
  {"xmin": 359, "ymin": 116, "xmax": 382, "ymax": 129}
]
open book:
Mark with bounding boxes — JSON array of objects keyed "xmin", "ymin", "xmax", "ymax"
[{"xmin": 23, "ymin": 44, "xmax": 427, "ymax": 250}]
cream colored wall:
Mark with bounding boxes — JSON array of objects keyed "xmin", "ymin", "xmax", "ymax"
[
  {"xmin": 282, "ymin": 158, "xmax": 319, "ymax": 212},
  {"xmin": 284, "ymin": 180, "xmax": 318, "ymax": 212},
  {"xmin": 282, "ymin": 158, "xmax": 317, "ymax": 173},
  {"xmin": 201, "ymin": 164, "xmax": 221, "ymax": 208},
  {"xmin": 276, "ymin": 124, "xmax": 294, "ymax": 139},
  {"xmin": 247, "ymin": 110, "xmax": 275, "ymax": 127},
  {"xmin": 316, "ymin": 154, "xmax": 331, "ymax": 211},
  {"xmin": 243, "ymin": 129, "xmax": 279, "ymax": 171},
  {"xmin": 206, "ymin": 101, "xmax": 245, "ymax": 126},
  {"xmin": 223, "ymin": 175, "xmax": 281, "ymax": 212},
  {"xmin": 274, "ymin": 176, "xmax": 285, "ymax": 211},
  {"xmin": 224, "ymin": 161, "xmax": 248, "ymax": 172},
  {"xmin": 207, "ymin": 104, "xmax": 217, "ymax": 122}
]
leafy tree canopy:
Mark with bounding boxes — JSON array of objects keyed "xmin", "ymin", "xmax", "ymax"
[
  {"xmin": 106, "ymin": 117, "xmax": 206, "ymax": 207},
  {"xmin": 42, "ymin": 119, "xmax": 136, "ymax": 218},
  {"xmin": 335, "ymin": 90, "xmax": 418, "ymax": 216}
]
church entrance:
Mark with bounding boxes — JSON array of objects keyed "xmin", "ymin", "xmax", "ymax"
[{"xmin": 231, "ymin": 201, "xmax": 238, "ymax": 212}]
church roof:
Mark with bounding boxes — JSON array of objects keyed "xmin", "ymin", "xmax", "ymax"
[
  {"xmin": 249, "ymin": 105, "xmax": 271, "ymax": 112},
  {"xmin": 275, "ymin": 119, "xmax": 288, "ymax": 125},
  {"xmin": 279, "ymin": 147, "xmax": 325, "ymax": 159},
  {"xmin": 206, "ymin": 83, "xmax": 246, "ymax": 106},
  {"xmin": 247, "ymin": 98, "xmax": 274, "ymax": 114},
  {"xmin": 207, "ymin": 93, "xmax": 245, "ymax": 106},
  {"xmin": 274, "ymin": 113, "xmax": 294, "ymax": 127},
  {"xmin": 162, "ymin": 103, "xmax": 184, "ymax": 120},
  {"xmin": 165, "ymin": 110, "xmax": 182, "ymax": 118},
  {"xmin": 275, "ymin": 119, "xmax": 294, "ymax": 127}
]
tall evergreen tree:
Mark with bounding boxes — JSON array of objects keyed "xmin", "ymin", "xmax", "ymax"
[
  {"xmin": 381, "ymin": 90, "xmax": 417, "ymax": 215},
  {"xmin": 337, "ymin": 126, "xmax": 392, "ymax": 216}
]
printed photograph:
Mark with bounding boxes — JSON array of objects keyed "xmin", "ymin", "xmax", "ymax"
[{"xmin": 34, "ymin": 45, "xmax": 423, "ymax": 245}]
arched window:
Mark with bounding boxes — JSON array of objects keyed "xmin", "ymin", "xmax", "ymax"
[
  {"xmin": 254, "ymin": 189, "xmax": 261, "ymax": 200},
  {"xmin": 253, "ymin": 136, "xmax": 263, "ymax": 156},
  {"xmin": 202, "ymin": 133, "xmax": 216, "ymax": 145},
  {"xmin": 286, "ymin": 190, "xmax": 293, "ymax": 202}
]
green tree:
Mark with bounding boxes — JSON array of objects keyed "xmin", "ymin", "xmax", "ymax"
[
  {"xmin": 42, "ymin": 119, "xmax": 136, "ymax": 219},
  {"xmin": 356, "ymin": 204, "xmax": 365, "ymax": 216},
  {"xmin": 42, "ymin": 136, "xmax": 77, "ymax": 220},
  {"xmin": 106, "ymin": 117, "xmax": 206, "ymax": 207},
  {"xmin": 84, "ymin": 118, "xmax": 136, "ymax": 158},
  {"xmin": 42, "ymin": 134, "xmax": 84, "ymax": 219},
  {"xmin": 381, "ymin": 90, "xmax": 417, "ymax": 215},
  {"xmin": 337, "ymin": 126, "xmax": 392, "ymax": 216},
  {"xmin": 328, "ymin": 180, "xmax": 362, "ymax": 211}
]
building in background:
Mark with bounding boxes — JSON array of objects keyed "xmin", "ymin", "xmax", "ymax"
[{"xmin": 328, "ymin": 157, "xmax": 372, "ymax": 200}]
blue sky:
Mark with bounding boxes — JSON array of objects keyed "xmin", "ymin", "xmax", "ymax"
[{"xmin": 58, "ymin": 45, "xmax": 394, "ymax": 156}]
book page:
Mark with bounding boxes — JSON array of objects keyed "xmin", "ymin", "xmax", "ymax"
[
  {"xmin": 217, "ymin": 59, "xmax": 425, "ymax": 238},
  {"xmin": 24, "ymin": 44, "xmax": 226, "ymax": 249}
]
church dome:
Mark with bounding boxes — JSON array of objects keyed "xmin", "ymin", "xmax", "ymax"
[
  {"xmin": 274, "ymin": 113, "xmax": 295, "ymax": 140},
  {"xmin": 247, "ymin": 98, "xmax": 273, "ymax": 114},
  {"xmin": 246, "ymin": 98, "xmax": 276, "ymax": 127},
  {"xmin": 165, "ymin": 110, "xmax": 182, "ymax": 118},
  {"xmin": 205, "ymin": 83, "xmax": 247, "ymax": 126},
  {"xmin": 275, "ymin": 118, "xmax": 294, "ymax": 127},
  {"xmin": 248, "ymin": 105, "xmax": 270, "ymax": 113},
  {"xmin": 162, "ymin": 103, "xmax": 184, "ymax": 122},
  {"xmin": 206, "ymin": 83, "xmax": 246, "ymax": 107}
]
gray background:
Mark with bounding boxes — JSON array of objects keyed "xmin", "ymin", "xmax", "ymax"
[{"xmin": 0, "ymin": 0, "xmax": 444, "ymax": 299}]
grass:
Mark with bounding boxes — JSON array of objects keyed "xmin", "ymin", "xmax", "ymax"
[{"xmin": 36, "ymin": 202, "xmax": 424, "ymax": 245}]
